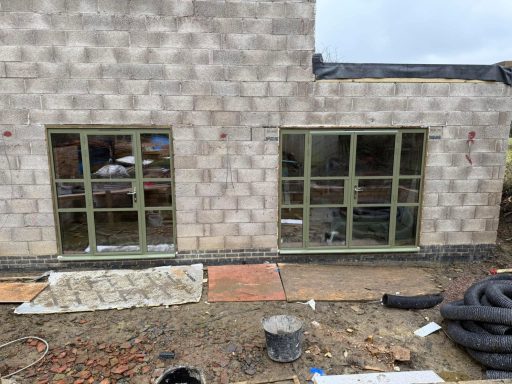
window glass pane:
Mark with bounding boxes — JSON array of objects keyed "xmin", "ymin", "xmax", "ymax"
[
  {"xmin": 146, "ymin": 210, "xmax": 174, "ymax": 253},
  {"xmin": 400, "ymin": 133, "xmax": 424, "ymax": 175},
  {"xmin": 144, "ymin": 182, "xmax": 172, "ymax": 207},
  {"xmin": 282, "ymin": 180, "xmax": 303, "ymax": 205},
  {"xmin": 309, "ymin": 207, "xmax": 347, "ymax": 246},
  {"xmin": 92, "ymin": 182, "xmax": 134, "ymax": 208},
  {"xmin": 141, "ymin": 133, "xmax": 172, "ymax": 178},
  {"xmin": 59, "ymin": 212, "xmax": 89, "ymax": 254},
  {"xmin": 56, "ymin": 182, "xmax": 85, "ymax": 209},
  {"xmin": 282, "ymin": 134, "xmax": 305, "ymax": 177},
  {"xmin": 310, "ymin": 180, "xmax": 344, "ymax": 205},
  {"xmin": 51, "ymin": 133, "xmax": 83, "ymax": 179},
  {"xmin": 398, "ymin": 179, "xmax": 420, "ymax": 203},
  {"xmin": 352, "ymin": 207, "xmax": 390, "ymax": 246},
  {"xmin": 356, "ymin": 179, "xmax": 392, "ymax": 204},
  {"xmin": 94, "ymin": 211, "xmax": 140, "ymax": 252},
  {"xmin": 280, "ymin": 208, "xmax": 303, "ymax": 248},
  {"xmin": 395, "ymin": 207, "xmax": 418, "ymax": 246},
  {"xmin": 356, "ymin": 135, "xmax": 395, "ymax": 176},
  {"xmin": 88, "ymin": 135, "xmax": 134, "ymax": 179},
  {"xmin": 311, "ymin": 135, "xmax": 350, "ymax": 177}
]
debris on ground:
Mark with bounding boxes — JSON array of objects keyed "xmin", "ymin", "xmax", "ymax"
[{"xmin": 414, "ymin": 322, "xmax": 442, "ymax": 337}]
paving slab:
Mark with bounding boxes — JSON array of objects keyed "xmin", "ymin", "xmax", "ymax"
[
  {"xmin": 14, "ymin": 264, "xmax": 203, "ymax": 314},
  {"xmin": 278, "ymin": 264, "xmax": 440, "ymax": 302},
  {"xmin": 208, "ymin": 264, "xmax": 286, "ymax": 302}
]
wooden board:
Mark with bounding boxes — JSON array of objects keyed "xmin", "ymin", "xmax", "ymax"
[
  {"xmin": 278, "ymin": 264, "xmax": 440, "ymax": 302},
  {"xmin": 314, "ymin": 371, "xmax": 444, "ymax": 384},
  {"xmin": 208, "ymin": 264, "xmax": 286, "ymax": 302},
  {"xmin": 0, "ymin": 283, "xmax": 48, "ymax": 303}
]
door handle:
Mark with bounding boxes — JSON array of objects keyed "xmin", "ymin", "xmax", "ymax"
[
  {"xmin": 354, "ymin": 186, "xmax": 364, "ymax": 192},
  {"xmin": 127, "ymin": 187, "xmax": 137, "ymax": 203}
]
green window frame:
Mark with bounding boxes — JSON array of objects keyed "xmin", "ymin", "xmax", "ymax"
[
  {"xmin": 47, "ymin": 126, "xmax": 176, "ymax": 261},
  {"xmin": 279, "ymin": 128, "xmax": 427, "ymax": 254}
]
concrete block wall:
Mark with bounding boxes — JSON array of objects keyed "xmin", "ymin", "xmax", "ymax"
[{"xmin": 0, "ymin": 0, "xmax": 510, "ymax": 262}]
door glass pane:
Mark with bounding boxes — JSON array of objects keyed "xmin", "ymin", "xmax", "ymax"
[
  {"xmin": 94, "ymin": 211, "xmax": 140, "ymax": 252},
  {"xmin": 51, "ymin": 133, "xmax": 83, "ymax": 179},
  {"xmin": 311, "ymin": 135, "xmax": 350, "ymax": 177},
  {"xmin": 356, "ymin": 179, "xmax": 392, "ymax": 204},
  {"xmin": 395, "ymin": 207, "xmax": 418, "ymax": 245},
  {"xmin": 56, "ymin": 182, "xmax": 85, "ymax": 208},
  {"xmin": 144, "ymin": 182, "xmax": 172, "ymax": 207},
  {"xmin": 398, "ymin": 179, "xmax": 420, "ymax": 203},
  {"xmin": 92, "ymin": 182, "xmax": 134, "ymax": 208},
  {"xmin": 282, "ymin": 180, "xmax": 303, "ymax": 205},
  {"xmin": 356, "ymin": 135, "xmax": 395, "ymax": 176},
  {"xmin": 146, "ymin": 210, "xmax": 174, "ymax": 253},
  {"xmin": 59, "ymin": 212, "xmax": 89, "ymax": 254},
  {"xmin": 309, "ymin": 207, "xmax": 347, "ymax": 246},
  {"xmin": 88, "ymin": 135, "xmax": 134, "ymax": 179},
  {"xmin": 282, "ymin": 134, "xmax": 305, "ymax": 177},
  {"xmin": 310, "ymin": 180, "xmax": 344, "ymax": 205},
  {"xmin": 352, "ymin": 207, "xmax": 390, "ymax": 246},
  {"xmin": 141, "ymin": 134, "xmax": 172, "ymax": 178},
  {"xmin": 400, "ymin": 133, "xmax": 424, "ymax": 175},
  {"xmin": 280, "ymin": 208, "xmax": 303, "ymax": 248}
]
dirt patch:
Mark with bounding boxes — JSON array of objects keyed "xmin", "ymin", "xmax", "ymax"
[{"xmin": 0, "ymin": 265, "xmax": 495, "ymax": 384}]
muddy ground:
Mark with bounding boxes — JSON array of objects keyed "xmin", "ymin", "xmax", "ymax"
[{"xmin": 2, "ymin": 227, "xmax": 512, "ymax": 383}]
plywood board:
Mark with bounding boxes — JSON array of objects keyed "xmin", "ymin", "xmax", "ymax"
[
  {"xmin": 15, "ymin": 264, "xmax": 203, "ymax": 314},
  {"xmin": 278, "ymin": 264, "xmax": 440, "ymax": 302},
  {"xmin": 208, "ymin": 264, "xmax": 286, "ymax": 302},
  {"xmin": 0, "ymin": 283, "xmax": 48, "ymax": 303}
]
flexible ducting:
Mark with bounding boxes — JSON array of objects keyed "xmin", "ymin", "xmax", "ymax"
[
  {"xmin": 440, "ymin": 274, "xmax": 512, "ymax": 378},
  {"xmin": 382, "ymin": 293, "xmax": 443, "ymax": 309}
]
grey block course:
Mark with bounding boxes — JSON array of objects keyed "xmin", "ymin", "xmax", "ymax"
[{"xmin": 0, "ymin": 0, "xmax": 510, "ymax": 266}]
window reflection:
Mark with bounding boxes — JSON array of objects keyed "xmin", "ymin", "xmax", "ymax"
[
  {"xmin": 141, "ymin": 134, "xmax": 171, "ymax": 178},
  {"xmin": 356, "ymin": 135, "xmax": 395, "ymax": 176},
  {"xmin": 311, "ymin": 135, "xmax": 350, "ymax": 177},
  {"xmin": 51, "ymin": 133, "xmax": 83, "ymax": 179},
  {"xmin": 400, "ymin": 133, "xmax": 424, "ymax": 175},
  {"xmin": 282, "ymin": 135, "xmax": 305, "ymax": 177}
]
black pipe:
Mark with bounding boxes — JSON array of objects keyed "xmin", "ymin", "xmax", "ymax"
[
  {"xmin": 382, "ymin": 293, "xmax": 443, "ymax": 309},
  {"xmin": 486, "ymin": 370, "xmax": 512, "ymax": 379},
  {"xmin": 440, "ymin": 302, "xmax": 512, "ymax": 326},
  {"xmin": 445, "ymin": 321, "xmax": 512, "ymax": 353},
  {"xmin": 440, "ymin": 274, "xmax": 512, "ymax": 377}
]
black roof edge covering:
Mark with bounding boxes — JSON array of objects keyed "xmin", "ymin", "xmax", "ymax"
[{"xmin": 312, "ymin": 54, "xmax": 512, "ymax": 86}]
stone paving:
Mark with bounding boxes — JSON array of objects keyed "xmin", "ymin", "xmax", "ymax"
[{"xmin": 14, "ymin": 264, "xmax": 203, "ymax": 314}]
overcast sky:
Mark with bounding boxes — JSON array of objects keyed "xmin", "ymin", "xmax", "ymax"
[{"xmin": 316, "ymin": 0, "xmax": 512, "ymax": 64}]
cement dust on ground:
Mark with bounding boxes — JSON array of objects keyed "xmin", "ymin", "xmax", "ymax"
[{"xmin": 1, "ymin": 257, "xmax": 505, "ymax": 384}]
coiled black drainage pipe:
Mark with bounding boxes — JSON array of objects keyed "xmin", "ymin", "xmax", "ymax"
[
  {"xmin": 440, "ymin": 274, "xmax": 512, "ymax": 379},
  {"xmin": 382, "ymin": 293, "xmax": 443, "ymax": 309}
]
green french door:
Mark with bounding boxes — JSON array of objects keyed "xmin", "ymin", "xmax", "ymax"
[
  {"xmin": 48, "ymin": 128, "xmax": 175, "ymax": 257},
  {"xmin": 280, "ymin": 129, "xmax": 426, "ymax": 251}
]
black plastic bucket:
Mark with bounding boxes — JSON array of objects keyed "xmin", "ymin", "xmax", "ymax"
[
  {"xmin": 262, "ymin": 315, "xmax": 303, "ymax": 362},
  {"xmin": 156, "ymin": 366, "xmax": 206, "ymax": 384}
]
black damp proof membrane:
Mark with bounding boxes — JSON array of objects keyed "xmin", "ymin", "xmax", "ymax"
[{"xmin": 312, "ymin": 54, "xmax": 512, "ymax": 86}]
